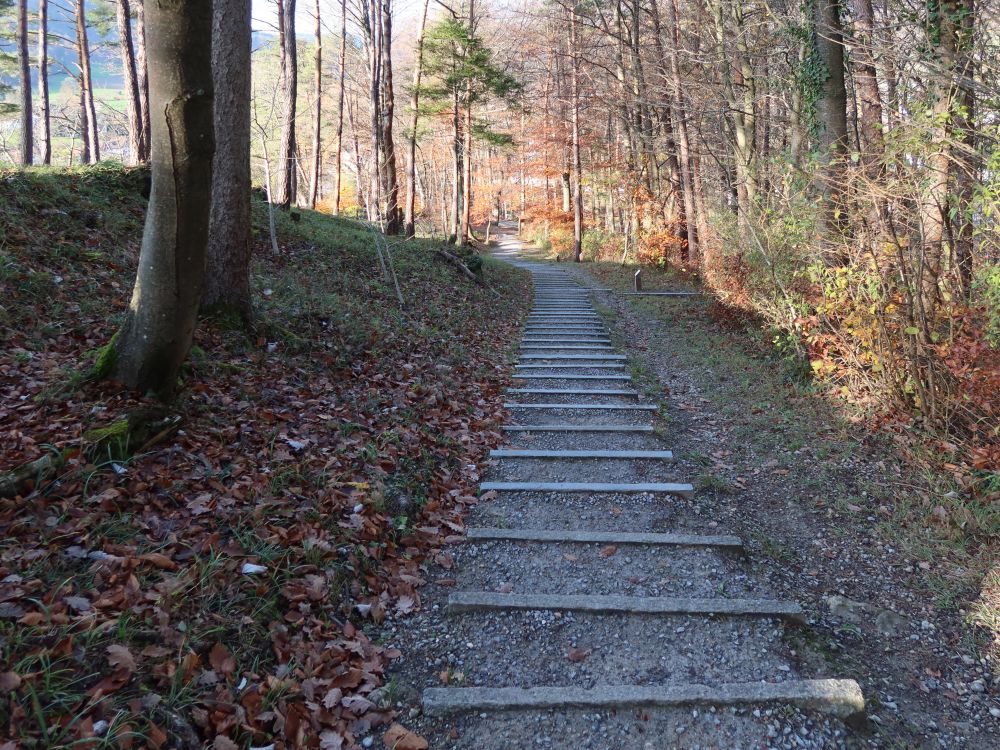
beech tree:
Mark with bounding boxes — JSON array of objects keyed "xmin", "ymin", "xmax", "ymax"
[
  {"xmin": 115, "ymin": 0, "xmax": 146, "ymax": 164},
  {"xmin": 37, "ymin": 0, "xmax": 50, "ymax": 165},
  {"xmin": 76, "ymin": 0, "xmax": 100, "ymax": 164},
  {"xmin": 203, "ymin": 0, "xmax": 253, "ymax": 321},
  {"xmin": 16, "ymin": 0, "xmax": 31, "ymax": 166},
  {"xmin": 275, "ymin": 0, "xmax": 298, "ymax": 209},
  {"xmin": 108, "ymin": 0, "xmax": 214, "ymax": 397}
]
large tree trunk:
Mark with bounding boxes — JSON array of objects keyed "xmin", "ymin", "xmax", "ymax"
[
  {"xmin": 76, "ymin": 0, "xmax": 100, "ymax": 163},
  {"xmin": 116, "ymin": 0, "xmax": 145, "ymax": 164},
  {"xmin": 17, "ymin": 0, "xmax": 32, "ymax": 166},
  {"xmin": 135, "ymin": 0, "xmax": 151, "ymax": 161},
  {"xmin": 334, "ymin": 0, "xmax": 347, "ymax": 214},
  {"xmin": 277, "ymin": 0, "xmax": 298, "ymax": 209},
  {"xmin": 203, "ymin": 0, "xmax": 252, "ymax": 320},
  {"xmin": 111, "ymin": 0, "xmax": 215, "ymax": 398},
  {"xmin": 812, "ymin": 0, "xmax": 849, "ymax": 247},
  {"xmin": 569, "ymin": 5, "xmax": 584, "ymax": 262},
  {"xmin": 404, "ymin": 0, "xmax": 431, "ymax": 237},
  {"xmin": 308, "ymin": 0, "xmax": 322, "ymax": 209},
  {"xmin": 849, "ymin": 0, "xmax": 884, "ymax": 158},
  {"xmin": 38, "ymin": 0, "xmax": 51, "ymax": 165}
]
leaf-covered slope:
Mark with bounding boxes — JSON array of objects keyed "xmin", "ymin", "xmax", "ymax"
[{"xmin": 0, "ymin": 165, "xmax": 530, "ymax": 747}]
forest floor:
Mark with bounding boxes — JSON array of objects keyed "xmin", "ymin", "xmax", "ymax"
[
  {"xmin": 381, "ymin": 232, "xmax": 999, "ymax": 749},
  {"xmin": 0, "ymin": 166, "xmax": 531, "ymax": 748}
]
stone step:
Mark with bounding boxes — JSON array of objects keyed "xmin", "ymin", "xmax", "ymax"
[
  {"xmin": 479, "ymin": 481, "xmax": 693, "ymax": 496},
  {"xmin": 521, "ymin": 334, "xmax": 611, "ymax": 344},
  {"xmin": 505, "ymin": 389, "xmax": 638, "ymax": 397},
  {"xmin": 514, "ymin": 364, "xmax": 626, "ymax": 370},
  {"xmin": 490, "ymin": 448, "xmax": 669, "ymax": 458},
  {"xmin": 422, "ymin": 681, "xmax": 865, "ymax": 722},
  {"xmin": 511, "ymin": 374, "xmax": 632, "ymax": 380},
  {"xmin": 465, "ymin": 527, "xmax": 741, "ymax": 549},
  {"xmin": 503, "ymin": 424, "xmax": 652, "ymax": 433},
  {"xmin": 446, "ymin": 592, "xmax": 804, "ymax": 621},
  {"xmin": 520, "ymin": 354, "xmax": 626, "ymax": 360},
  {"xmin": 504, "ymin": 402, "xmax": 655, "ymax": 411},
  {"xmin": 520, "ymin": 345, "xmax": 614, "ymax": 351}
]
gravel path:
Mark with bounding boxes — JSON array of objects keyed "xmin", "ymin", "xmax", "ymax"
[{"xmin": 380, "ymin": 231, "xmax": 871, "ymax": 749}]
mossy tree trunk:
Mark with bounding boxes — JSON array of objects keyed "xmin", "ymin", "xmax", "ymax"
[{"xmin": 111, "ymin": 0, "xmax": 215, "ymax": 399}]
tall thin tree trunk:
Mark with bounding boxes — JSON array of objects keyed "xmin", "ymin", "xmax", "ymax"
[
  {"xmin": 17, "ymin": 0, "xmax": 32, "ymax": 166},
  {"xmin": 38, "ymin": 0, "xmax": 51, "ymax": 165},
  {"xmin": 379, "ymin": 0, "xmax": 402, "ymax": 233},
  {"xmin": 404, "ymin": 0, "xmax": 431, "ymax": 237},
  {"xmin": 569, "ymin": 5, "xmax": 584, "ymax": 262},
  {"xmin": 77, "ymin": 0, "xmax": 100, "ymax": 163},
  {"xmin": 668, "ymin": 0, "xmax": 700, "ymax": 265},
  {"xmin": 116, "ymin": 0, "xmax": 145, "ymax": 164},
  {"xmin": 135, "ymin": 0, "xmax": 151, "ymax": 161},
  {"xmin": 308, "ymin": 0, "xmax": 322, "ymax": 209},
  {"xmin": 277, "ymin": 0, "xmax": 298, "ymax": 208},
  {"xmin": 334, "ymin": 0, "xmax": 347, "ymax": 214},
  {"xmin": 459, "ymin": 0, "xmax": 476, "ymax": 245},
  {"xmin": 111, "ymin": 0, "xmax": 215, "ymax": 398},
  {"xmin": 204, "ymin": 0, "xmax": 252, "ymax": 320},
  {"xmin": 813, "ymin": 0, "xmax": 850, "ymax": 247}
]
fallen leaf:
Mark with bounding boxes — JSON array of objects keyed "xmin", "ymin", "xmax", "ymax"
[
  {"xmin": 499, "ymin": 583, "xmax": 514, "ymax": 593},
  {"xmin": 0, "ymin": 672, "xmax": 22, "ymax": 691},
  {"xmin": 213, "ymin": 737, "xmax": 239, "ymax": 750},
  {"xmin": 139, "ymin": 552, "xmax": 177, "ymax": 570},
  {"xmin": 106, "ymin": 644, "xmax": 136, "ymax": 673},
  {"xmin": 322, "ymin": 687, "xmax": 343, "ymax": 708},
  {"xmin": 383, "ymin": 723, "xmax": 428, "ymax": 750},
  {"xmin": 562, "ymin": 553, "xmax": 578, "ymax": 562},
  {"xmin": 599, "ymin": 545, "xmax": 618, "ymax": 558},
  {"xmin": 209, "ymin": 643, "xmax": 235, "ymax": 676},
  {"xmin": 567, "ymin": 648, "xmax": 589, "ymax": 663}
]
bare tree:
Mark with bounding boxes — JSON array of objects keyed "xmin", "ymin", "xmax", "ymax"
[
  {"xmin": 116, "ymin": 0, "xmax": 145, "ymax": 164},
  {"xmin": 110, "ymin": 0, "xmax": 215, "ymax": 397},
  {"xmin": 204, "ymin": 0, "xmax": 253, "ymax": 321},
  {"xmin": 76, "ymin": 0, "xmax": 100, "ymax": 163},
  {"xmin": 16, "ymin": 0, "xmax": 32, "ymax": 166},
  {"xmin": 334, "ymin": 0, "xmax": 347, "ymax": 214},
  {"xmin": 404, "ymin": 0, "xmax": 431, "ymax": 236},
  {"xmin": 308, "ymin": 0, "xmax": 323, "ymax": 209},
  {"xmin": 276, "ymin": 0, "xmax": 298, "ymax": 208},
  {"xmin": 38, "ymin": 0, "xmax": 51, "ymax": 165}
]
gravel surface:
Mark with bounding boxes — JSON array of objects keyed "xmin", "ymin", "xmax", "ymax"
[{"xmin": 377, "ymin": 240, "xmax": 888, "ymax": 749}]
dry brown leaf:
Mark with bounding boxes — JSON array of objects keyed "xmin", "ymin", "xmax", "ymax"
[
  {"xmin": 567, "ymin": 647, "xmax": 589, "ymax": 663},
  {"xmin": 106, "ymin": 644, "xmax": 136, "ymax": 673},
  {"xmin": 139, "ymin": 552, "xmax": 177, "ymax": 570},
  {"xmin": 383, "ymin": 723, "xmax": 428, "ymax": 750},
  {"xmin": 213, "ymin": 737, "xmax": 239, "ymax": 750},
  {"xmin": 0, "ymin": 672, "xmax": 22, "ymax": 691},
  {"xmin": 599, "ymin": 545, "xmax": 618, "ymax": 558},
  {"xmin": 209, "ymin": 643, "xmax": 236, "ymax": 676}
]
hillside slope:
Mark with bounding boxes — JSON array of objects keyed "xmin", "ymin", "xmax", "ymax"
[{"xmin": 0, "ymin": 165, "xmax": 530, "ymax": 747}]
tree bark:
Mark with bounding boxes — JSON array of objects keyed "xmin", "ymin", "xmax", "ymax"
[
  {"xmin": 76, "ymin": 0, "xmax": 100, "ymax": 164},
  {"xmin": 569, "ymin": 5, "xmax": 584, "ymax": 262},
  {"xmin": 277, "ymin": 0, "xmax": 298, "ymax": 209},
  {"xmin": 379, "ymin": 0, "xmax": 402, "ymax": 233},
  {"xmin": 668, "ymin": 0, "xmax": 700, "ymax": 265},
  {"xmin": 17, "ymin": 0, "xmax": 32, "ymax": 166},
  {"xmin": 38, "ymin": 0, "xmax": 51, "ymax": 165},
  {"xmin": 116, "ymin": 0, "xmax": 145, "ymax": 165},
  {"xmin": 112, "ymin": 0, "xmax": 215, "ymax": 398},
  {"xmin": 404, "ymin": 0, "xmax": 431, "ymax": 237},
  {"xmin": 812, "ymin": 0, "xmax": 849, "ymax": 245},
  {"xmin": 334, "ymin": 0, "xmax": 347, "ymax": 214},
  {"xmin": 203, "ymin": 0, "xmax": 252, "ymax": 321},
  {"xmin": 849, "ymin": 0, "xmax": 884, "ymax": 158},
  {"xmin": 135, "ymin": 0, "xmax": 151, "ymax": 161},
  {"xmin": 308, "ymin": 0, "xmax": 322, "ymax": 209}
]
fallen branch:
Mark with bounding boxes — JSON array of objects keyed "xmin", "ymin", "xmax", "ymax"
[
  {"xmin": 435, "ymin": 248, "xmax": 500, "ymax": 297},
  {"xmin": 0, "ymin": 450, "xmax": 64, "ymax": 499}
]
